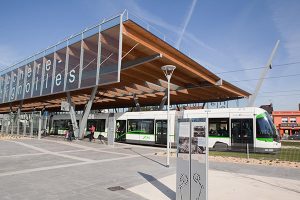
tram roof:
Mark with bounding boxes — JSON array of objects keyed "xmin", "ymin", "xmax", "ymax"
[{"xmin": 0, "ymin": 19, "xmax": 250, "ymax": 113}]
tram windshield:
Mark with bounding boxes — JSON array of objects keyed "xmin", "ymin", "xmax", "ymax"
[{"xmin": 256, "ymin": 112, "xmax": 277, "ymax": 139}]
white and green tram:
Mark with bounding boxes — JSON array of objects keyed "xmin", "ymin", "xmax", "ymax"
[{"xmin": 50, "ymin": 107, "xmax": 280, "ymax": 152}]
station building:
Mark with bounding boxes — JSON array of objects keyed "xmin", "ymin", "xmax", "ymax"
[{"xmin": 0, "ymin": 11, "xmax": 250, "ymax": 144}]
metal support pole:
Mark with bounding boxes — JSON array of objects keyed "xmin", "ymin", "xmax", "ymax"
[
  {"xmin": 161, "ymin": 65, "xmax": 175, "ymax": 168},
  {"xmin": 167, "ymin": 75, "xmax": 170, "ymax": 167},
  {"xmin": 79, "ymin": 86, "xmax": 98, "ymax": 139},
  {"xmin": 1, "ymin": 118, "xmax": 4, "ymax": 134},
  {"xmin": 248, "ymin": 40, "xmax": 280, "ymax": 106},
  {"xmin": 5, "ymin": 115, "xmax": 9, "ymax": 134},
  {"xmin": 23, "ymin": 120, "xmax": 26, "ymax": 136},
  {"xmin": 38, "ymin": 112, "xmax": 42, "ymax": 140},
  {"xmin": 30, "ymin": 112, "xmax": 34, "ymax": 137},
  {"xmin": 16, "ymin": 102, "xmax": 22, "ymax": 135},
  {"xmin": 247, "ymin": 143, "xmax": 249, "ymax": 160}
]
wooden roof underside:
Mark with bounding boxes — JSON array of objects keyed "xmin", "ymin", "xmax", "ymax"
[{"xmin": 0, "ymin": 20, "xmax": 250, "ymax": 113}]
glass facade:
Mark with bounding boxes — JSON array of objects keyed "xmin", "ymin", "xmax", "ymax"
[{"xmin": 0, "ymin": 14, "xmax": 122, "ymax": 105}]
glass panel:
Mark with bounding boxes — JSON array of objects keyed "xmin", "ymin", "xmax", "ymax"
[
  {"xmin": 31, "ymin": 58, "xmax": 42, "ymax": 98},
  {"xmin": 0, "ymin": 75, "xmax": 5, "ymax": 103},
  {"xmin": 42, "ymin": 53, "xmax": 55, "ymax": 95},
  {"xmin": 66, "ymin": 41, "xmax": 81, "ymax": 91},
  {"xmin": 87, "ymin": 119, "xmax": 105, "ymax": 132},
  {"xmin": 22, "ymin": 63, "xmax": 33, "ymax": 99},
  {"xmin": 53, "ymin": 47, "xmax": 67, "ymax": 93},
  {"xmin": 16, "ymin": 65, "xmax": 26, "ymax": 100},
  {"xmin": 99, "ymin": 17, "xmax": 121, "ymax": 85},
  {"xmin": 3, "ymin": 73, "xmax": 11, "ymax": 103},
  {"xmin": 81, "ymin": 34, "xmax": 98, "ymax": 88},
  {"xmin": 9, "ymin": 69, "xmax": 18, "ymax": 101}
]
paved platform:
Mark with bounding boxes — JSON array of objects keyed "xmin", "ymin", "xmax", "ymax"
[
  {"xmin": 0, "ymin": 137, "xmax": 299, "ymax": 200},
  {"xmin": 128, "ymin": 170, "xmax": 300, "ymax": 200}
]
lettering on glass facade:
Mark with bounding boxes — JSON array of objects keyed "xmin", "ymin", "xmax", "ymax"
[{"xmin": 0, "ymin": 15, "xmax": 122, "ymax": 104}]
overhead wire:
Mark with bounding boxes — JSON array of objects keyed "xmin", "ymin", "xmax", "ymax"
[{"xmin": 216, "ymin": 61, "xmax": 300, "ymax": 74}]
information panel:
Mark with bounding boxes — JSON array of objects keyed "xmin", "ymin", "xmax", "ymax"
[
  {"xmin": 0, "ymin": 14, "xmax": 123, "ymax": 105},
  {"xmin": 176, "ymin": 117, "xmax": 208, "ymax": 200}
]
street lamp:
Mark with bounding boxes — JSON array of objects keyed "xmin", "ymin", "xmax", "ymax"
[{"xmin": 161, "ymin": 65, "xmax": 176, "ymax": 167}]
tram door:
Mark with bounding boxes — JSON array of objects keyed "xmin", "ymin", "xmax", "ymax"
[
  {"xmin": 115, "ymin": 120, "xmax": 126, "ymax": 142},
  {"xmin": 155, "ymin": 120, "xmax": 167, "ymax": 145},
  {"xmin": 231, "ymin": 119, "xmax": 254, "ymax": 151}
]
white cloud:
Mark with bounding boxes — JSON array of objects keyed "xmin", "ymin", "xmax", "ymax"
[{"xmin": 175, "ymin": 0, "xmax": 197, "ymax": 48}]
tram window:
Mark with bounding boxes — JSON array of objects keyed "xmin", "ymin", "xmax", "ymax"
[
  {"xmin": 128, "ymin": 119, "xmax": 154, "ymax": 134},
  {"xmin": 209, "ymin": 118, "xmax": 229, "ymax": 137},
  {"xmin": 87, "ymin": 119, "xmax": 105, "ymax": 132},
  {"xmin": 256, "ymin": 114, "xmax": 275, "ymax": 138}
]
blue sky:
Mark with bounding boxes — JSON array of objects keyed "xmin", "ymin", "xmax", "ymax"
[{"xmin": 0, "ymin": 0, "xmax": 299, "ymax": 110}]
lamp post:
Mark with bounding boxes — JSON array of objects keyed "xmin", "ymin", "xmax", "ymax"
[{"xmin": 161, "ymin": 65, "xmax": 176, "ymax": 167}]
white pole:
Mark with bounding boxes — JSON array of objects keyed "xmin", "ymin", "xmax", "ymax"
[
  {"xmin": 247, "ymin": 143, "xmax": 249, "ymax": 160},
  {"xmin": 167, "ymin": 75, "xmax": 170, "ymax": 167}
]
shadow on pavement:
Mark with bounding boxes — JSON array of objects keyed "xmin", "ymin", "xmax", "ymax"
[
  {"xmin": 129, "ymin": 148, "xmax": 166, "ymax": 167},
  {"xmin": 138, "ymin": 172, "xmax": 176, "ymax": 200}
]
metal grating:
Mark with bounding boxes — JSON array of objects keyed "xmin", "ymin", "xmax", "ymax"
[{"xmin": 107, "ymin": 186, "xmax": 125, "ymax": 191}]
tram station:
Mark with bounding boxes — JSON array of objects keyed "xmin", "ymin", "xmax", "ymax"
[{"xmin": 0, "ymin": 11, "xmax": 250, "ymax": 144}]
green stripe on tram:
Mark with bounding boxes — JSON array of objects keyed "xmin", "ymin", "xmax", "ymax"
[
  {"xmin": 256, "ymin": 113, "xmax": 267, "ymax": 119},
  {"xmin": 256, "ymin": 138, "xmax": 273, "ymax": 142},
  {"xmin": 127, "ymin": 131, "xmax": 153, "ymax": 135}
]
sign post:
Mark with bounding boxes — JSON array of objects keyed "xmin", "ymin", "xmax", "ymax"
[{"xmin": 176, "ymin": 115, "xmax": 208, "ymax": 200}]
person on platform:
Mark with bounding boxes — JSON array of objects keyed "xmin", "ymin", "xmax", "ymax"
[{"xmin": 89, "ymin": 124, "xmax": 95, "ymax": 142}]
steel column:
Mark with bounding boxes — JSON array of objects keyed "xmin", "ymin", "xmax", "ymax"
[
  {"xmin": 67, "ymin": 92, "xmax": 79, "ymax": 138},
  {"xmin": 16, "ymin": 103, "xmax": 22, "ymax": 135},
  {"xmin": 30, "ymin": 111, "xmax": 34, "ymax": 137},
  {"xmin": 79, "ymin": 86, "xmax": 98, "ymax": 139}
]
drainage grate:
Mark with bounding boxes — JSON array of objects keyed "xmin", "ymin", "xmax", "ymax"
[{"xmin": 107, "ymin": 186, "xmax": 125, "ymax": 191}]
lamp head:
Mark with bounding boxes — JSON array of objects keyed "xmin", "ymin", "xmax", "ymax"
[{"xmin": 161, "ymin": 65, "xmax": 176, "ymax": 78}]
